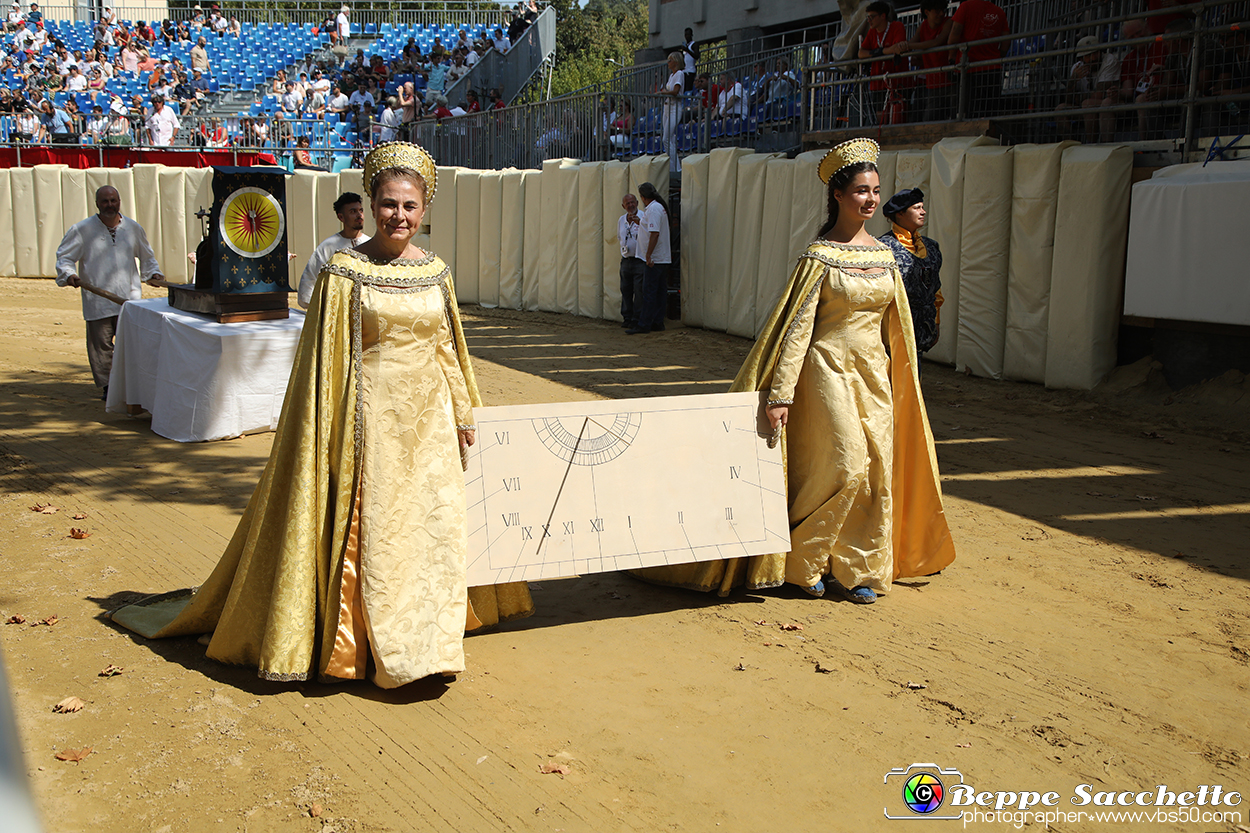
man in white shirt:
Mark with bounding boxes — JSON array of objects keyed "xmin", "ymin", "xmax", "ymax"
[
  {"xmin": 311, "ymin": 69, "xmax": 331, "ymax": 96},
  {"xmin": 492, "ymin": 27, "xmax": 509, "ymax": 54},
  {"xmin": 327, "ymin": 84, "xmax": 349, "ymax": 115},
  {"xmin": 335, "ymin": 5, "xmax": 350, "ymax": 43},
  {"xmin": 281, "ymin": 79, "xmax": 301, "ymax": 114},
  {"xmin": 5, "ymin": 3, "xmax": 22, "ymax": 33},
  {"xmin": 55, "ymin": 185, "xmax": 164, "ymax": 398},
  {"xmin": 298, "ymin": 191, "xmax": 370, "ymax": 308},
  {"xmin": 628, "ymin": 182, "xmax": 671, "ymax": 334},
  {"xmin": 145, "ymin": 94, "xmax": 179, "ymax": 145},
  {"xmin": 65, "ymin": 64, "xmax": 87, "ymax": 91},
  {"xmin": 347, "ymin": 84, "xmax": 373, "ymax": 128},
  {"xmin": 715, "ymin": 70, "xmax": 747, "ymax": 119},
  {"xmin": 377, "ymin": 95, "xmax": 400, "ymax": 141},
  {"xmin": 616, "ymin": 193, "xmax": 644, "ymax": 331}
]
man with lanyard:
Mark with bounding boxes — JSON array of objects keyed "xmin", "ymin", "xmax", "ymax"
[
  {"xmin": 297, "ymin": 192, "xmax": 370, "ymax": 309},
  {"xmin": 628, "ymin": 182, "xmax": 672, "ymax": 335},
  {"xmin": 55, "ymin": 186, "xmax": 164, "ymax": 399},
  {"xmin": 616, "ymin": 193, "xmax": 643, "ymax": 331}
]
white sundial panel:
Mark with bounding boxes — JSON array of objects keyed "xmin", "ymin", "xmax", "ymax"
[{"xmin": 463, "ymin": 391, "xmax": 790, "ymax": 586}]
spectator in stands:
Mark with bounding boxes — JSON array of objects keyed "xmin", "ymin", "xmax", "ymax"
[
  {"xmin": 507, "ymin": 10, "xmax": 526, "ymax": 44},
  {"xmin": 488, "ymin": 88, "xmax": 505, "ymax": 109},
  {"xmin": 430, "ymin": 93, "xmax": 454, "ymax": 120},
  {"xmin": 85, "ymin": 104, "xmax": 107, "ymax": 141},
  {"xmin": 137, "ymin": 49, "xmax": 157, "ymax": 72},
  {"xmin": 1144, "ymin": 19, "xmax": 1206, "ymax": 137},
  {"xmin": 744, "ymin": 61, "xmax": 768, "ymax": 108},
  {"xmin": 683, "ymin": 71, "xmax": 718, "ymax": 124},
  {"xmin": 184, "ymin": 35, "xmax": 207, "ymax": 74},
  {"xmin": 398, "ymin": 80, "xmax": 416, "ymax": 122},
  {"xmin": 311, "ymin": 68, "xmax": 331, "ymax": 97},
  {"xmin": 465, "ymin": 89, "xmax": 481, "ymax": 112},
  {"xmin": 493, "ymin": 27, "xmax": 509, "ymax": 55},
  {"xmin": 191, "ymin": 4, "xmax": 205, "ymax": 29},
  {"xmin": 715, "ymin": 70, "xmax": 747, "ymax": 122},
  {"xmin": 859, "ymin": 1, "xmax": 910, "ymax": 123},
  {"xmin": 87, "ymin": 66, "xmax": 107, "ymax": 102},
  {"xmin": 270, "ymin": 68, "xmax": 287, "ymax": 96},
  {"xmin": 227, "ymin": 15, "xmax": 239, "ymax": 38},
  {"xmin": 41, "ymin": 98, "xmax": 75, "ymax": 143},
  {"xmin": 336, "ymin": 5, "xmax": 350, "ymax": 44},
  {"xmin": 446, "ymin": 51, "xmax": 469, "ymax": 85},
  {"xmin": 524, "ymin": 0, "xmax": 539, "ymax": 25},
  {"xmin": 377, "ymin": 95, "xmax": 401, "ymax": 140},
  {"xmin": 893, "ymin": 0, "xmax": 954, "ymax": 122},
  {"xmin": 122, "ymin": 40, "xmax": 140, "ymax": 73},
  {"xmin": 65, "ymin": 63, "xmax": 86, "ymax": 92},
  {"xmin": 424, "ymin": 51, "xmax": 447, "ymax": 104},
  {"xmin": 173, "ymin": 71, "xmax": 195, "ymax": 115},
  {"xmin": 5, "ymin": 3, "xmax": 22, "ymax": 34},
  {"xmin": 660, "ymin": 52, "xmax": 684, "ymax": 173},
  {"xmin": 1058, "ymin": 36, "xmax": 1120, "ymax": 142},
  {"xmin": 765, "ymin": 58, "xmax": 798, "ymax": 112},
  {"xmin": 430, "ymin": 36, "xmax": 447, "ymax": 58},
  {"xmin": 328, "ymin": 83, "xmax": 349, "ymax": 117},
  {"xmin": 681, "ymin": 27, "xmax": 698, "ymax": 92},
  {"xmin": 25, "ymin": 2, "xmax": 39, "ymax": 27},
  {"xmin": 292, "ymin": 135, "xmax": 326, "ymax": 170},
  {"xmin": 281, "ymin": 79, "xmax": 302, "ymax": 116},
  {"xmin": 949, "ymin": 0, "xmax": 1010, "ymax": 118},
  {"xmin": 13, "ymin": 106, "xmax": 39, "ymax": 141},
  {"xmin": 146, "ymin": 94, "xmax": 179, "ymax": 145},
  {"xmin": 190, "ymin": 67, "xmax": 209, "ymax": 108},
  {"xmin": 211, "ymin": 10, "xmax": 227, "ymax": 37},
  {"xmin": 348, "ymin": 78, "xmax": 374, "ymax": 130}
]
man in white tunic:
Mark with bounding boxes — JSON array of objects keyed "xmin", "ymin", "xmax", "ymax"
[
  {"xmin": 55, "ymin": 186, "xmax": 164, "ymax": 399},
  {"xmin": 297, "ymin": 191, "xmax": 370, "ymax": 308}
]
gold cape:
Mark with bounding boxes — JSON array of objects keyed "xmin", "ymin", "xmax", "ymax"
[
  {"xmin": 635, "ymin": 239, "xmax": 956, "ymax": 596},
  {"xmin": 111, "ymin": 252, "xmax": 534, "ymax": 682}
]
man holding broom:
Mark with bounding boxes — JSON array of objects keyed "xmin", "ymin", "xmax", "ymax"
[{"xmin": 55, "ymin": 185, "xmax": 164, "ymax": 400}]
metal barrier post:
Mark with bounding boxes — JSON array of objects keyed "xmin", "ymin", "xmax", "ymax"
[
  {"xmin": 955, "ymin": 45, "xmax": 969, "ymax": 121},
  {"xmin": 1182, "ymin": 12, "xmax": 1203, "ymax": 155}
]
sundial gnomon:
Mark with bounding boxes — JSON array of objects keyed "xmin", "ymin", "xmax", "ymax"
[{"xmin": 463, "ymin": 392, "xmax": 790, "ymax": 585}]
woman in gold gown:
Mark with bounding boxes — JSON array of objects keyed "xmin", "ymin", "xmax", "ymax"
[
  {"xmin": 635, "ymin": 138, "xmax": 955, "ymax": 602},
  {"xmin": 112, "ymin": 143, "xmax": 533, "ymax": 686}
]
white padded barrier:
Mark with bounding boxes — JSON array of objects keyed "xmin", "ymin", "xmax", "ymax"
[
  {"xmin": 0, "ymin": 171, "xmax": 13, "ymax": 276},
  {"xmin": 788, "ymin": 150, "xmax": 828, "ymax": 273},
  {"xmin": 59, "ymin": 168, "xmax": 90, "ymax": 259},
  {"xmin": 106, "ymin": 168, "xmax": 135, "ymax": 221},
  {"xmin": 756, "ymin": 157, "xmax": 796, "ymax": 336},
  {"xmin": 310, "ymin": 171, "xmax": 341, "ymax": 246},
  {"xmin": 1045, "ymin": 145, "xmax": 1132, "ymax": 390},
  {"xmin": 957, "ymin": 146, "xmax": 1014, "ymax": 378},
  {"xmin": 600, "ymin": 160, "xmax": 631, "ymax": 322},
  {"xmin": 728, "ymin": 153, "xmax": 779, "ymax": 338},
  {"xmin": 1003, "ymin": 142, "xmax": 1075, "ymax": 383},
  {"xmin": 10, "ymin": 168, "xmax": 37, "ymax": 277},
  {"xmin": 284, "ymin": 170, "xmax": 317, "ymax": 291},
  {"xmin": 629, "ymin": 155, "xmax": 670, "ymax": 200},
  {"xmin": 924, "ymin": 136, "xmax": 996, "ymax": 364},
  {"xmin": 576, "ymin": 161, "xmax": 604, "ymax": 319},
  {"xmin": 34, "ymin": 164, "xmax": 69, "ymax": 277},
  {"xmin": 678, "ymin": 153, "xmax": 710, "ymax": 328},
  {"xmin": 454, "ymin": 168, "xmax": 481, "ymax": 304},
  {"xmin": 498, "ymin": 169, "xmax": 528, "ymax": 311},
  {"xmin": 429, "ymin": 166, "xmax": 459, "ymax": 286},
  {"xmin": 130, "ymin": 165, "xmax": 163, "ymax": 274},
  {"xmin": 522, "ymin": 165, "xmax": 543, "ymax": 311},
  {"xmin": 704, "ymin": 147, "xmax": 753, "ymax": 331},
  {"xmin": 156, "ymin": 167, "xmax": 188, "ymax": 283},
  {"xmin": 893, "ymin": 149, "xmax": 931, "ymax": 198},
  {"xmin": 552, "ymin": 159, "xmax": 581, "ymax": 314},
  {"xmin": 866, "ymin": 149, "xmax": 898, "ymax": 238},
  {"xmin": 477, "ymin": 169, "xmax": 503, "ymax": 308}
]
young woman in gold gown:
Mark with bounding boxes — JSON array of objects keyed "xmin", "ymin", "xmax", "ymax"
[
  {"xmin": 635, "ymin": 138, "xmax": 955, "ymax": 602},
  {"xmin": 112, "ymin": 143, "xmax": 533, "ymax": 686}
]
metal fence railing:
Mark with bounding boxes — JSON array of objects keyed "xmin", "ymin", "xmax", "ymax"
[
  {"xmin": 801, "ymin": 0, "xmax": 1249, "ymax": 151},
  {"xmin": 441, "ymin": 6, "xmax": 555, "ymax": 108}
]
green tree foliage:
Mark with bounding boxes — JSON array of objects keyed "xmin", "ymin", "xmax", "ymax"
[{"xmin": 546, "ymin": 0, "xmax": 648, "ymax": 97}]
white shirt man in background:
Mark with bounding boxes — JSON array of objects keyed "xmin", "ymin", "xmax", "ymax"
[
  {"xmin": 628, "ymin": 181, "xmax": 671, "ymax": 334},
  {"xmin": 715, "ymin": 71, "xmax": 747, "ymax": 119},
  {"xmin": 145, "ymin": 94, "xmax": 179, "ymax": 145},
  {"xmin": 55, "ymin": 185, "xmax": 164, "ymax": 398},
  {"xmin": 298, "ymin": 191, "xmax": 370, "ymax": 308},
  {"xmin": 336, "ymin": 5, "xmax": 350, "ymax": 43}
]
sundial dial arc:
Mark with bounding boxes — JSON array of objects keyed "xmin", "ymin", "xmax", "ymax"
[{"xmin": 532, "ymin": 412, "xmax": 642, "ymax": 466}]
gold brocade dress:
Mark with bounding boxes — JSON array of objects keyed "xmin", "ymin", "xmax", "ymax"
[
  {"xmin": 111, "ymin": 249, "xmax": 533, "ymax": 687},
  {"xmin": 634, "ymin": 239, "xmax": 955, "ymax": 596}
]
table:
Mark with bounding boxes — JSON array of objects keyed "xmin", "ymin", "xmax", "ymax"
[{"xmin": 106, "ymin": 298, "xmax": 306, "ymax": 442}]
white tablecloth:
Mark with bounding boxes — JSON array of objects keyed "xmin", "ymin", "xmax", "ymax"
[
  {"xmin": 106, "ymin": 298, "xmax": 306, "ymax": 442},
  {"xmin": 1124, "ymin": 159, "xmax": 1250, "ymax": 327}
]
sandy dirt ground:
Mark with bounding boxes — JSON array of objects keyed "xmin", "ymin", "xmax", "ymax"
[{"xmin": 0, "ymin": 276, "xmax": 1248, "ymax": 833}]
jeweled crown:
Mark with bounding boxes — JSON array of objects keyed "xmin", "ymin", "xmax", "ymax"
[
  {"xmin": 363, "ymin": 141, "xmax": 439, "ymax": 204},
  {"xmin": 817, "ymin": 138, "xmax": 881, "ymax": 184}
]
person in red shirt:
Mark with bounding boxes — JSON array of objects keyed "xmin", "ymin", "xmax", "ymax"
[
  {"xmin": 949, "ymin": 0, "xmax": 1010, "ymax": 117},
  {"xmin": 1145, "ymin": 0, "xmax": 1199, "ymax": 35},
  {"xmin": 891, "ymin": 0, "xmax": 954, "ymax": 121},
  {"xmin": 859, "ymin": 1, "xmax": 911, "ymax": 123},
  {"xmin": 465, "ymin": 89, "xmax": 481, "ymax": 112}
]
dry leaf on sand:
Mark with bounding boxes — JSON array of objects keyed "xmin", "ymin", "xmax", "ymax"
[
  {"xmin": 778, "ymin": 623, "xmax": 804, "ymax": 631},
  {"xmin": 33, "ymin": 615, "xmax": 59, "ymax": 627},
  {"xmin": 72, "ymin": 513, "xmax": 87, "ymax": 520},
  {"xmin": 539, "ymin": 762, "xmax": 570, "ymax": 776},
  {"xmin": 5, "ymin": 614, "xmax": 26, "ymax": 625},
  {"xmin": 69, "ymin": 528, "xmax": 91, "ymax": 539},
  {"xmin": 55, "ymin": 747, "xmax": 92, "ymax": 763},
  {"xmin": 29, "ymin": 503, "xmax": 59, "ymax": 514},
  {"xmin": 53, "ymin": 697, "xmax": 85, "ymax": 714},
  {"xmin": 99, "ymin": 664, "xmax": 124, "ymax": 677}
]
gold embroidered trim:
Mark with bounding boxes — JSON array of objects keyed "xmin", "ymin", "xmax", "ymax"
[
  {"xmin": 808, "ymin": 238, "xmax": 891, "ymax": 253},
  {"xmin": 341, "ymin": 246, "xmax": 438, "ymax": 268},
  {"xmin": 766, "ymin": 398, "xmax": 794, "ymax": 407},
  {"xmin": 257, "ymin": 669, "xmax": 309, "ymax": 682},
  {"xmin": 799, "ymin": 250, "xmax": 898, "ymax": 271},
  {"xmin": 323, "ymin": 260, "xmax": 449, "ymax": 288}
]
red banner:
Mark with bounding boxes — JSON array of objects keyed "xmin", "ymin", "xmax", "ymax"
[{"xmin": 0, "ymin": 146, "xmax": 270, "ymax": 169}]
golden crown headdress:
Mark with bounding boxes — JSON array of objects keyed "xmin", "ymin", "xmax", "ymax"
[
  {"xmin": 817, "ymin": 138, "xmax": 880, "ymax": 184},
  {"xmin": 363, "ymin": 141, "xmax": 438, "ymax": 204}
]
